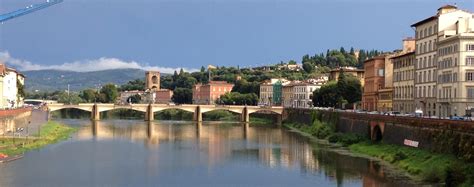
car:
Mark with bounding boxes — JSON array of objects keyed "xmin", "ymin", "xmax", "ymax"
[{"xmin": 451, "ymin": 116, "xmax": 464, "ymax": 121}]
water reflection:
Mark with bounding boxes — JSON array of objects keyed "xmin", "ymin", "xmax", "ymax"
[{"xmin": 0, "ymin": 119, "xmax": 416, "ymax": 186}]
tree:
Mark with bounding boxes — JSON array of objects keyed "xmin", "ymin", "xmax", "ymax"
[
  {"xmin": 120, "ymin": 79, "xmax": 145, "ymax": 91},
  {"xmin": 17, "ymin": 79, "xmax": 25, "ymax": 105},
  {"xmin": 80, "ymin": 89, "xmax": 98, "ymax": 103},
  {"xmin": 288, "ymin": 60, "xmax": 297, "ymax": 65},
  {"xmin": 100, "ymin": 84, "xmax": 118, "ymax": 103},
  {"xmin": 220, "ymin": 92, "xmax": 258, "ymax": 105},
  {"xmin": 58, "ymin": 91, "xmax": 84, "ymax": 104},
  {"xmin": 172, "ymin": 88, "xmax": 192, "ymax": 104},
  {"xmin": 312, "ymin": 81, "xmax": 339, "ymax": 107},
  {"xmin": 200, "ymin": 66, "xmax": 206, "ymax": 73},
  {"xmin": 302, "ymin": 61, "xmax": 315, "ymax": 73}
]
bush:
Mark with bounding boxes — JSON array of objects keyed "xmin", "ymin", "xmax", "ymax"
[
  {"xmin": 421, "ymin": 166, "xmax": 444, "ymax": 183},
  {"xmin": 393, "ymin": 151, "xmax": 408, "ymax": 162},
  {"xmin": 327, "ymin": 133, "xmax": 365, "ymax": 146}
]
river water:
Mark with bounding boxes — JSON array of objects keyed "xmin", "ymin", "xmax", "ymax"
[{"xmin": 0, "ymin": 118, "xmax": 417, "ymax": 187}]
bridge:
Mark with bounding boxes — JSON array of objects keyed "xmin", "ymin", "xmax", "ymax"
[{"xmin": 46, "ymin": 103, "xmax": 284, "ymax": 123}]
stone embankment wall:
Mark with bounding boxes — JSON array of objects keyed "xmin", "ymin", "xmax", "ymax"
[
  {"xmin": 0, "ymin": 107, "xmax": 32, "ymax": 119},
  {"xmin": 284, "ymin": 109, "xmax": 474, "ymax": 161}
]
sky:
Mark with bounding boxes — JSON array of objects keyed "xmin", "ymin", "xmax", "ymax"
[{"xmin": 0, "ymin": 0, "xmax": 473, "ymax": 73}]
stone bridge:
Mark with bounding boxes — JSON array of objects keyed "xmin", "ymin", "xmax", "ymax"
[{"xmin": 46, "ymin": 103, "xmax": 284, "ymax": 123}]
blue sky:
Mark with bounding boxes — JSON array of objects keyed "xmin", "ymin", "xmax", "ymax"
[{"xmin": 0, "ymin": 0, "xmax": 473, "ymax": 73}]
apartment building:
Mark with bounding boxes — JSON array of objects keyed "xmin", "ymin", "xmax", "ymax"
[
  {"xmin": 259, "ymin": 78, "xmax": 289, "ymax": 106},
  {"xmin": 289, "ymin": 82, "xmax": 320, "ymax": 108},
  {"xmin": 0, "ymin": 64, "xmax": 25, "ymax": 109},
  {"xmin": 392, "ymin": 52, "xmax": 416, "ymax": 113},
  {"xmin": 193, "ymin": 81, "xmax": 234, "ymax": 104},
  {"xmin": 412, "ymin": 5, "xmax": 473, "ymax": 116},
  {"xmin": 362, "ymin": 56, "xmax": 386, "ymax": 111},
  {"xmin": 436, "ymin": 14, "xmax": 474, "ymax": 117}
]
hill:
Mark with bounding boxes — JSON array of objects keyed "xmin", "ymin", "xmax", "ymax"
[{"xmin": 23, "ymin": 68, "xmax": 148, "ymax": 92}]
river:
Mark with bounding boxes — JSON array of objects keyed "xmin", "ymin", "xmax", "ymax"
[{"xmin": 0, "ymin": 117, "xmax": 418, "ymax": 186}]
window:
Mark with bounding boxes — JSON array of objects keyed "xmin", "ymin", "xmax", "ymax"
[
  {"xmin": 378, "ymin": 69, "xmax": 384, "ymax": 76},
  {"xmin": 467, "ymin": 44, "xmax": 474, "ymax": 51},
  {"xmin": 467, "ymin": 72, "xmax": 474, "ymax": 81},
  {"xmin": 467, "ymin": 87, "xmax": 474, "ymax": 98},
  {"xmin": 467, "ymin": 57, "xmax": 474, "ymax": 66}
]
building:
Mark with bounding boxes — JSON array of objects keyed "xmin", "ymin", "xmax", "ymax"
[
  {"xmin": 435, "ymin": 11, "xmax": 474, "ymax": 117},
  {"xmin": 362, "ymin": 56, "xmax": 386, "ymax": 111},
  {"xmin": 145, "ymin": 71, "xmax": 160, "ymax": 90},
  {"xmin": 291, "ymin": 82, "xmax": 320, "ymax": 108},
  {"xmin": 282, "ymin": 84, "xmax": 294, "ymax": 108},
  {"xmin": 411, "ymin": 5, "xmax": 473, "ymax": 116},
  {"xmin": 0, "ymin": 64, "xmax": 25, "ymax": 109},
  {"xmin": 259, "ymin": 78, "xmax": 289, "ymax": 106},
  {"xmin": 377, "ymin": 38, "xmax": 416, "ymax": 112},
  {"xmin": 193, "ymin": 81, "xmax": 234, "ymax": 104},
  {"xmin": 329, "ymin": 67, "xmax": 365, "ymax": 86},
  {"xmin": 118, "ymin": 90, "xmax": 144, "ymax": 104},
  {"xmin": 154, "ymin": 89, "xmax": 173, "ymax": 104},
  {"xmin": 392, "ymin": 52, "xmax": 416, "ymax": 114}
]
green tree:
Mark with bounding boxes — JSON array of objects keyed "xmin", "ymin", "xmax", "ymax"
[
  {"xmin": 120, "ymin": 79, "xmax": 145, "ymax": 91},
  {"xmin": 58, "ymin": 91, "xmax": 84, "ymax": 104},
  {"xmin": 17, "ymin": 79, "xmax": 25, "ymax": 105},
  {"xmin": 100, "ymin": 84, "xmax": 118, "ymax": 103},
  {"xmin": 312, "ymin": 81, "xmax": 339, "ymax": 107},
  {"xmin": 172, "ymin": 88, "xmax": 192, "ymax": 104},
  {"xmin": 288, "ymin": 60, "xmax": 297, "ymax": 65},
  {"xmin": 80, "ymin": 89, "xmax": 98, "ymax": 103},
  {"xmin": 302, "ymin": 61, "xmax": 315, "ymax": 73}
]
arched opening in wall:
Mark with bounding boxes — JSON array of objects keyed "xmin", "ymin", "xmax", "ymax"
[
  {"xmin": 249, "ymin": 110, "xmax": 279, "ymax": 125},
  {"xmin": 152, "ymin": 86, "xmax": 157, "ymax": 89},
  {"xmin": 155, "ymin": 108, "xmax": 193, "ymax": 121},
  {"xmin": 202, "ymin": 109, "xmax": 240, "ymax": 122},
  {"xmin": 100, "ymin": 108, "xmax": 145, "ymax": 120},
  {"xmin": 372, "ymin": 125, "xmax": 383, "ymax": 142},
  {"xmin": 51, "ymin": 108, "xmax": 91, "ymax": 119},
  {"xmin": 152, "ymin": 76, "xmax": 159, "ymax": 84}
]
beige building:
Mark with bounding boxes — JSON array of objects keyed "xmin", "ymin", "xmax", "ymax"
[
  {"xmin": 292, "ymin": 82, "xmax": 320, "ymax": 108},
  {"xmin": 436, "ymin": 13, "xmax": 474, "ymax": 117},
  {"xmin": 259, "ymin": 78, "xmax": 289, "ymax": 106},
  {"xmin": 329, "ymin": 67, "xmax": 365, "ymax": 86},
  {"xmin": 392, "ymin": 52, "xmax": 416, "ymax": 113},
  {"xmin": 412, "ymin": 5, "xmax": 473, "ymax": 116},
  {"xmin": 282, "ymin": 84, "xmax": 294, "ymax": 108}
]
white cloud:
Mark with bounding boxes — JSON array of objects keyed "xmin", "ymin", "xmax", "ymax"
[{"xmin": 0, "ymin": 51, "xmax": 198, "ymax": 74}]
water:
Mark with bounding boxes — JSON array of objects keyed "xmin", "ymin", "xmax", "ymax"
[{"xmin": 0, "ymin": 119, "xmax": 416, "ymax": 187}]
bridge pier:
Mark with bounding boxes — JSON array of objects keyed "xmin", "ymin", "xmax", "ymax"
[
  {"xmin": 145, "ymin": 104, "xmax": 154, "ymax": 121},
  {"xmin": 193, "ymin": 106, "xmax": 202, "ymax": 122},
  {"xmin": 241, "ymin": 107, "xmax": 249, "ymax": 123},
  {"xmin": 92, "ymin": 104, "xmax": 100, "ymax": 121}
]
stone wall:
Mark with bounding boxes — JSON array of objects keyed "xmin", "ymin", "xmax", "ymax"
[{"xmin": 284, "ymin": 108, "xmax": 474, "ymax": 161}]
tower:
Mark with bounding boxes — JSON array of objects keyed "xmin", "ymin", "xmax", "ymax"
[{"xmin": 145, "ymin": 71, "xmax": 160, "ymax": 90}]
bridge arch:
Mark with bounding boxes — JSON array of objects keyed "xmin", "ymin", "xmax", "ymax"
[{"xmin": 370, "ymin": 122, "xmax": 384, "ymax": 142}]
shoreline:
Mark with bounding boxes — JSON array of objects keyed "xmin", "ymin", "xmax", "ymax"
[
  {"xmin": 0, "ymin": 121, "xmax": 77, "ymax": 163},
  {"xmin": 283, "ymin": 122, "xmax": 474, "ymax": 186},
  {"xmin": 283, "ymin": 124, "xmax": 421, "ymax": 184}
]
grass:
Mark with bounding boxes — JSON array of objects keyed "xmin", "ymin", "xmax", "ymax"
[
  {"xmin": 0, "ymin": 121, "xmax": 76, "ymax": 157},
  {"xmin": 284, "ymin": 119, "xmax": 474, "ymax": 186},
  {"xmin": 349, "ymin": 142, "xmax": 474, "ymax": 186}
]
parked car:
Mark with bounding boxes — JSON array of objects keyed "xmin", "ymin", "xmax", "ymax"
[{"xmin": 451, "ymin": 116, "xmax": 464, "ymax": 121}]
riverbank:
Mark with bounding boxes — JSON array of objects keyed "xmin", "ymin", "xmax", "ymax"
[
  {"xmin": 0, "ymin": 121, "xmax": 76, "ymax": 160},
  {"xmin": 284, "ymin": 120, "xmax": 474, "ymax": 186}
]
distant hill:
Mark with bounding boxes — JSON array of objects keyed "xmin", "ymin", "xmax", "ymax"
[{"xmin": 23, "ymin": 68, "xmax": 150, "ymax": 92}]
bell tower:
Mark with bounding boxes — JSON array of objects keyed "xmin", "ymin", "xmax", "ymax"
[{"xmin": 145, "ymin": 71, "xmax": 160, "ymax": 90}]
